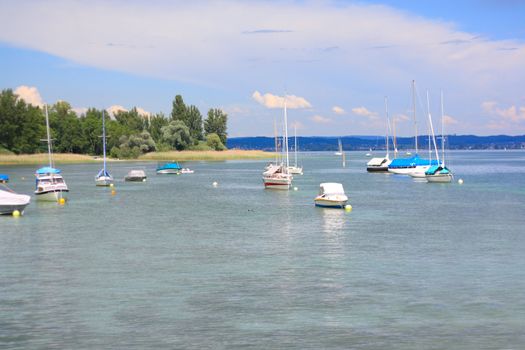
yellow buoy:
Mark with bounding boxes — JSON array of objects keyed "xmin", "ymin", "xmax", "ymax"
[
  {"xmin": 58, "ymin": 198, "xmax": 66, "ymax": 205},
  {"xmin": 111, "ymin": 190, "xmax": 116, "ymax": 196},
  {"xmin": 458, "ymin": 178, "xmax": 464, "ymax": 185},
  {"xmin": 345, "ymin": 204, "xmax": 352, "ymax": 212},
  {"xmin": 12, "ymin": 210, "xmax": 21, "ymax": 217}
]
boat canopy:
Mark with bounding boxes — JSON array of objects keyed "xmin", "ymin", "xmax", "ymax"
[
  {"xmin": 425, "ymin": 165, "xmax": 450, "ymax": 175},
  {"xmin": 388, "ymin": 155, "xmax": 439, "ymax": 169},
  {"xmin": 319, "ymin": 183, "xmax": 345, "ymax": 195},
  {"xmin": 96, "ymin": 169, "xmax": 112, "ymax": 178},
  {"xmin": 0, "ymin": 174, "xmax": 9, "ymax": 182},
  {"xmin": 367, "ymin": 157, "xmax": 388, "ymax": 166},
  {"xmin": 127, "ymin": 170, "xmax": 146, "ymax": 177},
  {"xmin": 36, "ymin": 167, "xmax": 61, "ymax": 175},
  {"xmin": 157, "ymin": 162, "xmax": 181, "ymax": 170}
]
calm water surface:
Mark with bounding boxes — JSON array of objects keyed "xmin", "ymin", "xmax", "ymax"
[{"xmin": 1, "ymin": 151, "xmax": 524, "ymax": 349}]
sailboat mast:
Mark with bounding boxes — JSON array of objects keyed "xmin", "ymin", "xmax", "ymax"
[
  {"xmin": 441, "ymin": 90, "xmax": 445, "ymax": 167},
  {"xmin": 283, "ymin": 98, "xmax": 290, "ymax": 170},
  {"xmin": 412, "ymin": 80, "xmax": 418, "ymax": 154},
  {"xmin": 426, "ymin": 91, "xmax": 440, "ymax": 163},
  {"xmin": 44, "ymin": 104, "xmax": 53, "ymax": 168},
  {"xmin": 294, "ymin": 124, "xmax": 298, "ymax": 167},
  {"xmin": 102, "ymin": 110, "xmax": 107, "ymax": 173},
  {"xmin": 384, "ymin": 96, "xmax": 389, "ymax": 158}
]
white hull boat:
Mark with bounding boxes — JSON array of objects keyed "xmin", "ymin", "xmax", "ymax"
[
  {"xmin": 35, "ymin": 188, "xmax": 69, "ymax": 202},
  {"xmin": 0, "ymin": 188, "xmax": 31, "ymax": 215},
  {"xmin": 95, "ymin": 174, "xmax": 114, "ymax": 186},
  {"xmin": 125, "ymin": 170, "xmax": 147, "ymax": 182},
  {"xmin": 34, "ymin": 170, "xmax": 69, "ymax": 202},
  {"xmin": 426, "ymin": 173, "xmax": 453, "ymax": 183},
  {"xmin": 95, "ymin": 110, "xmax": 113, "ymax": 186},
  {"xmin": 314, "ymin": 183, "xmax": 348, "ymax": 209},
  {"xmin": 156, "ymin": 169, "xmax": 180, "ymax": 174},
  {"xmin": 287, "ymin": 166, "xmax": 303, "ymax": 175}
]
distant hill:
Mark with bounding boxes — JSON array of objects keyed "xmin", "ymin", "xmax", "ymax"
[{"xmin": 227, "ymin": 135, "xmax": 525, "ymax": 151}]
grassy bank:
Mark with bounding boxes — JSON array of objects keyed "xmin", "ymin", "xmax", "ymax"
[
  {"xmin": 0, "ymin": 153, "xmax": 99, "ymax": 165},
  {"xmin": 139, "ymin": 150, "xmax": 273, "ymax": 161},
  {"xmin": 0, "ymin": 150, "xmax": 273, "ymax": 165}
]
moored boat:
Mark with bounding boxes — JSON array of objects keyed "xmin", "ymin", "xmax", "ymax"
[
  {"xmin": 125, "ymin": 170, "xmax": 147, "ymax": 182},
  {"xmin": 263, "ymin": 164, "xmax": 292, "ymax": 190},
  {"xmin": 95, "ymin": 110, "xmax": 114, "ymax": 186},
  {"xmin": 0, "ymin": 174, "xmax": 9, "ymax": 183},
  {"xmin": 0, "ymin": 186, "xmax": 31, "ymax": 215},
  {"xmin": 156, "ymin": 162, "xmax": 182, "ymax": 174},
  {"xmin": 314, "ymin": 183, "xmax": 348, "ymax": 209},
  {"xmin": 34, "ymin": 167, "xmax": 69, "ymax": 201}
]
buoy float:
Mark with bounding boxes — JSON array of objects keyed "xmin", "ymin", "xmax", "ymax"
[
  {"xmin": 345, "ymin": 204, "xmax": 352, "ymax": 212},
  {"xmin": 458, "ymin": 178, "xmax": 464, "ymax": 185},
  {"xmin": 21, "ymin": 177, "xmax": 25, "ymax": 180},
  {"xmin": 12, "ymin": 210, "xmax": 21, "ymax": 217},
  {"xmin": 212, "ymin": 181, "xmax": 218, "ymax": 187},
  {"xmin": 58, "ymin": 198, "xmax": 66, "ymax": 205},
  {"xmin": 293, "ymin": 187, "xmax": 298, "ymax": 191},
  {"xmin": 111, "ymin": 190, "xmax": 116, "ymax": 196}
]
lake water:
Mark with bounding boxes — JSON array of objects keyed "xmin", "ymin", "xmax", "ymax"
[{"xmin": 1, "ymin": 151, "xmax": 524, "ymax": 349}]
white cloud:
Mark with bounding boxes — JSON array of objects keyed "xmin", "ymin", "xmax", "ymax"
[
  {"xmin": 14, "ymin": 85, "xmax": 44, "ymax": 107},
  {"xmin": 351, "ymin": 106, "xmax": 378, "ymax": 119},
  {"xmin": 393, "ymin": 114, "xmax": 410, "ymax": 123},
  {"xmin": 135, "ymin": 107, "xmax": 151, "ymax": 117},
  {"xmin": 311, "ymin": 115, "xmax": 331, "ymax": 124},
  {"xmin": 290, "ymin": 120, "xmax": 305, "ymax": 130},
  {"xmin": 443, "ymin": 115, "xmax": 458, "ymax": 125},
  {"xmin": 482, "ymin": 101, "xmax": 525, "ymax": 122},
  {"xmin": 252, "ymin": 91, "xmax": 311, "ymax": 109},
  {"xmin": 107, "ymin": 105, "xmax": 127, "ymax": 117},
  {"xmin": 332, "ymin": 106, "xmax": 345, "ymax": 115},
  {"xmin": 72, "ymin": 107, "xmax": 88, "ymax": 116}
]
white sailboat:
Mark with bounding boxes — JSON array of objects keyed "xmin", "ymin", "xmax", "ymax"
[
  {"xmin": 426, "ymin": 91, "xmax": 453, "ymax": 183},
  {"xmin": 367, "ymin": 97, "xmax": 392, "ymax": 172},
  {"xmin": 287, "ymin": 125, "xmax": 303, "ymax": 175},
  {"xmin": 263, "ymin": 98, "xmax": 292, "ymax": 190},
  {"xmin": 35, "ymin": 105, "xmax": 69, "ymax": 201},
  {"xmin": 95, "ymin": 110, "xmax": 114, "ymax": 186},
  {"xmin": 334, "ymin": 138, "xmax": 343, "ymax": 156}
]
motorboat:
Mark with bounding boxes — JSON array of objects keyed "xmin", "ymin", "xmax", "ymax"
[
  {"xmin": 0, "ymin": 174, "xmax": 9, "ymax": 183},
  {"xmin": 314, "ymin": 183, "xmax": 348, "ymax": 209},
  {"xmin": 263, "ymin": 164, "xmax": 292, "ymax": 190},
  {"xmin": 367, "ymin": 157, "xmax": 391, "ymax": 172},
  {"xmin": 181, "ymin": 168, "xmax": 194, "ymax": 174},
  {"xmin": 125, "ymin": 170, "xmax": 147, "ymax": 182},
  {"xmin": 95, "ymin": 110, "xmax": 113, "ymax": 186},
  {"xmin": 388, "ymin": 155, "xmax": 438, "ymax": 175},
  {"xmin": 0, "ymin": 186, "xmax": 31, "ymax": 215},
  {"xmin": 156, "ymin": 162, "xmax": 182, "ymax": 174},
  {"xmin": 287, "ymin": 165, "xmax": 303, "ymax": 175},
  {"xmin": 34, "ymin": 167, "xmax": 69, "ymax": 201}
]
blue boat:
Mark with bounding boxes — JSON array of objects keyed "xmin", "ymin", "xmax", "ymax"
[
  {"xmin": 0, "ymin": 174, "xmax": 9, "ymax": 183},
  {"xmin": 156, "ymin": 162, "xmax": 182, "ymax": 174},
  {"xmin": 388, "ymin": 154, "xmax": 439, "ymax": 174}
]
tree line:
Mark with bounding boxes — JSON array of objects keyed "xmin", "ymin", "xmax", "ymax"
[{"xmin": 0, "ymin": 89, "xmax": 228, "ymax": 158}]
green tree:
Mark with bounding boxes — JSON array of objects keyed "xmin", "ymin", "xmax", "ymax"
[
  {"xmin": 80, "ymin": 108, "xmax": 103, "ymax": 155},
  {"xmin": 185, "ymin": 105, "xmax": 203, "ymax": 142},
  {"xmin": 0, "ymin": 89, "xmax": 45, "ymax": 154},
  {"xmin": 161, "ymin": 120, "xmax": 191, "ymax": 150},
  {"xmin": 204, "ymin": 108, "xmax": 228, "ymax": 145},
  {"xmin": 110, "ymin": 131, "xmax": 156, "ymax": 159},
  {"xmin": 49, "ymin": 101, "xmax": 86, "ymax": 153},
  {"xmin": 114, "ymin": 107, "xmax": 146, "ymax": 134},
  {"xmin": 206, "ymin": 133, "xmax": 226, "ymax": 151},
  {"xmin": 170, "ymin": 95, "xmax": 187, "ymax": 121},
  {"xmin": 147, "ymin": 112, "xmax": 169, "ymax": 144}
]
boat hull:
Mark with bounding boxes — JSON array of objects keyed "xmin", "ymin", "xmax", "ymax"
[
  {"xmin": 125, "ymin": 176, "xmax": 147, "ymax": 182},
  {"xmin": 156, "ymin": 169, "xmax": 180, "ymax": 175},
  {"xmin": 0, "ymin": 203, "xmax": 29, "ymax": 215},
  {"xmin": 35, "ymin": 189, "xmax": 69, "ymax": 202},
  {"xmin": 95, "ymin": 176, "xmax": 114, "ymax": 186},
  {"xmin": 263, "ymin": 177, "xmax": 292, "ymax": 190},
  {"xmin": 426, "ymin": 174, "xmax": 453, "ymax": 183},
  {"xmin": 314, "ymin": 198, "xmax": 347, "ymax": 209},
  {"xmin": 367, "ymin": 166, "xmax": 389, "ymax": 172}
]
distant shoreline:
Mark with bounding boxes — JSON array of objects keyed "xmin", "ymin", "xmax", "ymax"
[{"xmin": 0, "ymin": 150, "xmax": 273, "ymax": 165}]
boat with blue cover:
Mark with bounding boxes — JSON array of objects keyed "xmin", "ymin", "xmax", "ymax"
[
  {"xmin": 156, "ymin": 162, "xmax": 182, "ymax": 174},
  {"xmin": 0, "ymin": 174, "xmax": 9, "ymax": 183}
]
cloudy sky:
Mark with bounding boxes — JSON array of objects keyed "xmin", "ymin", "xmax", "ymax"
[{"xmin": 1, "ymin": 0, "xmax": 524, "ymax": 136}]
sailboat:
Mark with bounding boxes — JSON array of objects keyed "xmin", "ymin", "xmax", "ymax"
[
  {"xmin": 367, "ymin": 97, "xmax": 392, "ymax": 172},
  {"xmin": 426, "ymin": 91, "xmax": 453, "ymax": 183},
  {"xmin": 95, "ymin": 110, "xmax": 114, "ymax": 186},
  {"xmin": 388, "ymin": 80, "xmax": 439, "ymax": 175},
  {"xmin": 287, "ymin": 125, "xmax": 303, "ymax": 175},
  {"xmin": 35, "ymin": 105, "xmax": 69, "ymax": 201},
  {"xmin": 263, "ymin": 98, "xmax": 293, "ymax": 190},
  {"xmin": 334, "ymin": 138, "xmax": 343, "ymax": 156}
]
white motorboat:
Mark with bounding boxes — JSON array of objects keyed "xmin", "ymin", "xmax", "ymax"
[
  {"xmin": 95, "ymin": 110, "xmax": 113, "ymax": 186},
  {"xmin": 263, "ymin": 164, "xmax": 292, "ymax": 190},
  {"xmin": 125, "ymin": 170, "xmax": 147, "ymax": 182},
  {"xmin": 35, "ymin": 105, "xmax": 69, "ymax": 201},
  {"xmin": 314, "ymin": 183, "xmax": 348, "ymax": 209},
  {"xmin": 0, "ymin": 186, "xmax": 31, "ymax": 215},
  {"xmin": 34, "ymin": 167, "xmax": 69, "ymax": 201},
  {"xmin": 156, "ymin": 162, "xmax": 182, "ymax": 174}
]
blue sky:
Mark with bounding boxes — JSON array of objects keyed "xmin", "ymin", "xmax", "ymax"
[{"xmin": 1, "ymin": 0, "xmax": 524, "ymax": 136}]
